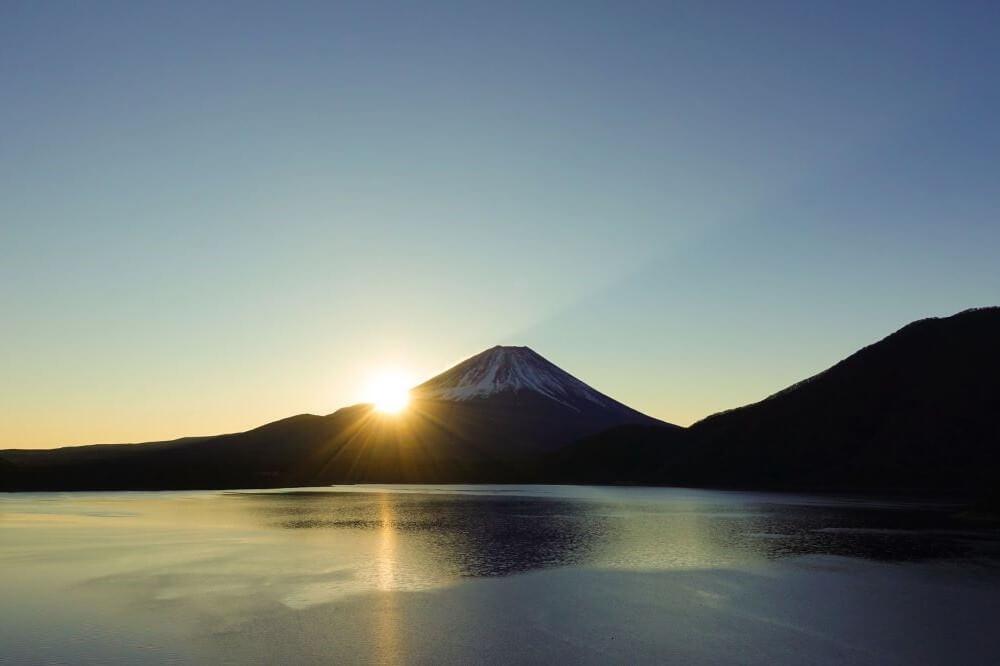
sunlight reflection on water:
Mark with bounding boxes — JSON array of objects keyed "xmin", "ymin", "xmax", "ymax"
[
  {"xmin": 1, "ymin": 485, "xmax": 998, "ymax": 665},
  {"xmin": 1, "ymin": 485, "xmax": 995, "ymax": 607}
]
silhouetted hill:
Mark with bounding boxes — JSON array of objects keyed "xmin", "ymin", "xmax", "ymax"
[
  {"xmin": 684, "ymin": 307, "xmax": 1000, "ymax": 492},
  {"xmin": 0, "ymin": 347, "xmax": 665, "ymax": 491},
  {"xmin": 543, "ymin": 423, "xmax": 687, "ymax": 485},
  {"xmin": 4, "ymin": 311, "xmax": 998, "ymax": 494},
  {"xmin": 552, "ymin": 307, "xmax": 1000, "ymax": 494}
]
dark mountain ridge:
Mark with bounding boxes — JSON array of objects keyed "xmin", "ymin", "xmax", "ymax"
[
  {"xmin": 2, "ymin": 309, "xmax": 997, "ymax": 494},
  {"xmin": 552, "ymin": 307, "xmax": 1000, "ymax": 494},
  {"xmin": 685, "ymin": 306, "xmax": 1000, "ymax": 491},
  {"xmin": 0, "ymin": 347, "xmax": 665, "ymax": 491}
]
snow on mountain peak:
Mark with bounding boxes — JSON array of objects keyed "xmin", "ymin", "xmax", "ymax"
[{"xmin": 413, "ymin": 345, "xmax": 623, "ymax": 411}]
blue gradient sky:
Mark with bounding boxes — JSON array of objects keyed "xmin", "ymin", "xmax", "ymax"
[{"xmin": 2, "ymin": 1, "xmax": 998, "ymax": 447}]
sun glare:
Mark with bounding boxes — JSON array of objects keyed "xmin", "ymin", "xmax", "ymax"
[{"xmin": 364, "ymin": 370, "xmax": 413, "ymax": 414}]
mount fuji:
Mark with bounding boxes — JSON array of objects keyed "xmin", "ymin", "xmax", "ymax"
[
  {"xmin": 0, "ymin": 346, "xmax": 670, "ymax": 490},
  {"xmin": 3, "ymin": 308, "xmax": 998, "ymax": 494},
  {"xmin": 407, "ymin": 346, "xmax": 664, "ymax": 455},
  {"xmin": 416, "ymin": 346, "xmax": 645, "ymax": 414}
]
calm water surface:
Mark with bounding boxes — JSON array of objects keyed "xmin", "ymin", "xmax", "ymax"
[{"xmin": 2, "ymin": 485, "xmax": 998, "ymax": 664}]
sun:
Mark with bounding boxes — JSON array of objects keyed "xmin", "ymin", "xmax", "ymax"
[{"xmin": 364, "ymin": 370, "xmax": 413, "ymax": 414}]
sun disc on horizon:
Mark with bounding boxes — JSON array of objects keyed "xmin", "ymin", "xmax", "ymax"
[{"xmin": 364, "ymin": 370, "xmax": 413, "ymax": 414}]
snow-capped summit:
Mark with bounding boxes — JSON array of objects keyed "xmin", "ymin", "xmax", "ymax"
[{"xmin": 413, "ymin": 345, "xmax": 646, "ymax": 416}]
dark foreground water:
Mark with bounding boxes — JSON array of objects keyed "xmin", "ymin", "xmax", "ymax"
[{"xmin": 2, "ymin": 485, "xmax": 999, "ymax": 664}]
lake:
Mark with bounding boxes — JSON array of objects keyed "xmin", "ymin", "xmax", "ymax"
[{"xmin": 2, "ymin": 485, "xmax": 998, "ymax": 664}]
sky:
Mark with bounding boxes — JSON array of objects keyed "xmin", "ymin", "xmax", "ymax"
[{"xmin": 2, "ymin": 1, "xmax": 998, "ymax": 448}]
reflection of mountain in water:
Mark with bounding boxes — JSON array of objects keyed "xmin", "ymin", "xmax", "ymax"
[
  {"xmin": 723, "ymin": 503, "xmax": 982, "ymax": 562},
  {"xmin": 236, "ymin": 490, "xmax": 993, "ymax": 583},
  {"xmin": 246, "ymin": 491, "xmax": 612, "ymax": 578}
]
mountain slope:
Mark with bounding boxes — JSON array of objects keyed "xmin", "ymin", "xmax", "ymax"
[
  {"xmin": 551, "ymin": 307, "xmax": 1000, "ymax": 493},
  {"xmin": 412, "ymin": 346, "xmax": 662, "ymax": 456},
  {"xmin": 0, "ymin": 346, "xmax": 665, "ymax": 490},
  {"xmin": 415, "ymin": 346, "xmax": 642, "ymax": 414},
  {"xmin": 683, "ymin": 307, "xmax": 1000, "ymax": 491},
  {"xmin": 6, "ymin": 310, "xmax": 997, "ymax": 494}
]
